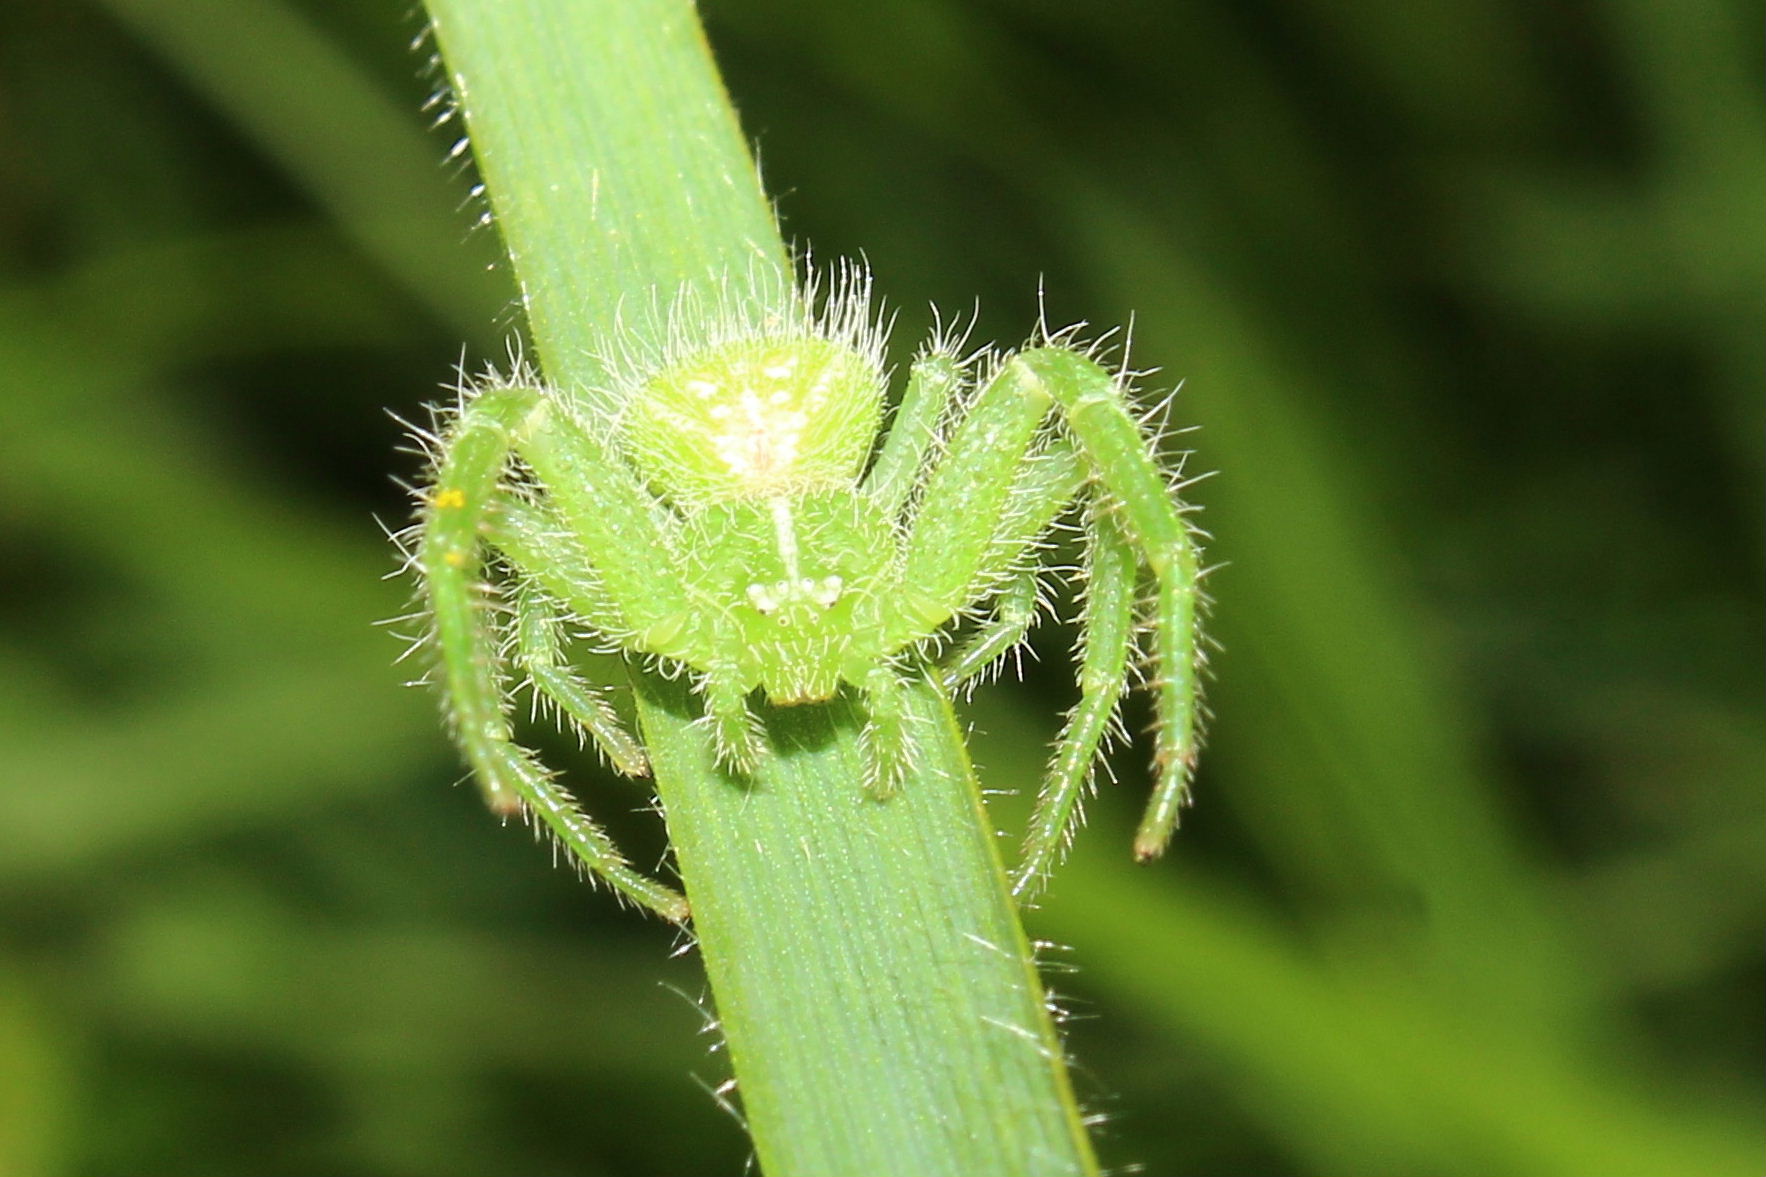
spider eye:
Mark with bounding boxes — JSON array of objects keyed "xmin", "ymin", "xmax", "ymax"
[
  {"xmin": 746, "ymin": 583, "xmax": 781, "ymax": 614},
  {"xmin": 810, "ymin": 575, "xmax": 844, "ymax": 610}
]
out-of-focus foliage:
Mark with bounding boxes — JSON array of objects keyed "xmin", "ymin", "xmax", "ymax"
[{"xmin": 0, "ymin": 0, "xmax": 1759, "ymax": 1173}]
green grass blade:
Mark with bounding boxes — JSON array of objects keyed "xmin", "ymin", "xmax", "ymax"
[
  {"xmin": 424, "ymin": 0, "xmax": 787, "ymax": 367},
  {"xmin": 421, "ymin": 2, "xmax": 1099, "ymax": 1172}
]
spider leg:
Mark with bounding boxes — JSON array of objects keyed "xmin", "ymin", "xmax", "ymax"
[
  {"xmin": 490, "ymin": 431, "xmax": 765, "ymax": 778},
  {"xmin": 888, "ymin": 360, "xmax": 1059, "ymax": 642},
  {"xmin": 883, "ymin": 389, "xmax": 1086, "ymax": 655},
  {"xmin": 863, "ymin": 350, "xmax": 962, "ymax": 522},
  {"xmin": 857, "ymin": 662, "xmax": 916, "ymax": 798},
  {"xmin": 483, "ymin": 496, "xmax": 630, "ymax": 638},
  {"xmin": 1010, "ymin": 348, "xmax": 1205, "ymax": 862},
  {"xmin": 480, "ymin": 738, "xmax": 688, "ymax": 922},
  {"xmin": 511, "ymin": 398, "xmax": 692, "ymax": 653},
  {"xmin": 1011, "ymin": 504, "xmax": 1136, "ymax": 898},
  {"xmin": 930, "ymin": 433, "xmax": 1086, "ymax": 688},
  {"xmin": 420, "ymin": 385, "xmax": 687, "ymax": 922},
  {"xmin": 703, "ymin": 668, "xmax": 765, "ymax": 775},
  {"xmin": 512, "ymin": 581, "xmax": 650, "ymax": 778},
  {"xmin": 422, "ymin": 385, "xmax": 542, "ymax": 817},
  {"xmin": 861, "ymin": 412, "xmax": 1084, "ymax": 804},
  {"xmin": 937, "ymin": 571, "xmax": 1039, "ymax": 692}
]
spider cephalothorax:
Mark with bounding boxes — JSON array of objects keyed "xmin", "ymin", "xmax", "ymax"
[{"xmin": 407, "ymin": 271, "xmax": 1207, "ymax": 921}]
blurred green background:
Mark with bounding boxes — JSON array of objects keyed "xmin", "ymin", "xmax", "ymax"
[{"xmin": 1, "ymin": 0, "xmax": 1761, "ymax": 1174}]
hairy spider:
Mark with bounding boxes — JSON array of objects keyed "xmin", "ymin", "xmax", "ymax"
[{"xmin": 404, "ymin": 272, "xmax": 1207, "ymax": 921}]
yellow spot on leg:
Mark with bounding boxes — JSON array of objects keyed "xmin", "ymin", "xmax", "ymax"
[{"xmin": 433, "ymin": 488, "xmax": 467, "ymax": 510}]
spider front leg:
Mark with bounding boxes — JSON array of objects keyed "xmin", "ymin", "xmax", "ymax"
[
  {"xmin": 863, "ymin": 349, "xmax": 963, "ymax": 520},
  {"xmin": 422, "ymin": 385, "xmax": 541, "ymax": 818},
  {"xmin": 505, "ymin": 398, "xmax": 784, "ymax": 778},
  {"xmin": 1010, "ymin": 348, "xmax": 1205, "ymax": 862},
  {"xmin": 509, "ymin": 398, "xmax": 693, "ymax": 654},
  {"xmin": 929, "ymin": 434, "xmax": 1087, "ymax": 694},
  {"xmin": 420, "ymin": 384, "xmax": 688, "ymax": 922},
  {"xmin": 903, "ymin": 415, "xmax": 1139, "ymax": 893}
]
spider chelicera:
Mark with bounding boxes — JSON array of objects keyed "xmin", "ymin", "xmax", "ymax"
[{"xmin": 407, "ymin": 275, "xmax": 1206, "ymax": 922}]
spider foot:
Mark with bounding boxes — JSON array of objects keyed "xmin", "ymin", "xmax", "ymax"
[
  {"xmin": 858, "ymin": 666, "xmax": 915, "ymax": 799},
  {"xmin": 703, "ymin": 675, "xmax": 765, "ymax": 777}
]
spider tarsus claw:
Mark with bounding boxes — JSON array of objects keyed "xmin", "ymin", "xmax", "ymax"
[
  {"xmin": 1131, "ymin": 833, "xmax": 1170, "ymax": 863},
  {"xmin": 858, "ymin": 737, "xmax": 911, "ymax": 800},
  {"xmin": 863, "ymin": 772, "xmax": 900, "ymax": 801},
  {"xmin": 713, "ymin": 734, "xmax": 764, "ymax": 778},
  {"xmin": 483, "ymin": 790, "xmax": 525, "ymax": 819},
  {"xmin": 699, "ymin": 707, "xmax": 763, "ymax": 777}
]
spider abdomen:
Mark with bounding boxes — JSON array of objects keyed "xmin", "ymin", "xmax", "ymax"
[{"xmin": 621, "ymin": 337, "xmax": 885, "ymax": 506}]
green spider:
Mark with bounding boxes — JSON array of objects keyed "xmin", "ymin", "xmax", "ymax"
[{"xmin": 405, "ymin": 274, "xmax": 1206, "ymax": 923}]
